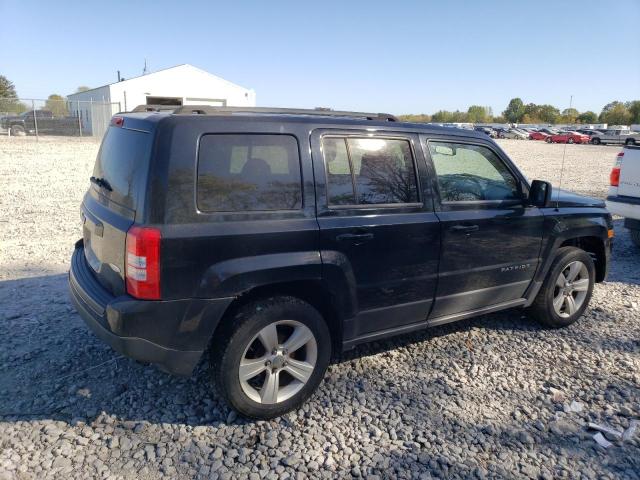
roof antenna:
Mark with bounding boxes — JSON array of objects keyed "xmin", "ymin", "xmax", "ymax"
[
  {"xmin": 142, "ymin": 58, "xmax": 148, "ymax": 75},
  {"xmin": 555, "ymin": 94, "xmax": 572, "ymax": 210}
]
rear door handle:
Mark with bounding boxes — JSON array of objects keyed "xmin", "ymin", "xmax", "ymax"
[
  {"xmin": 336, "ymin": 232, "xmax": 374, "ymax": 243},
  {"xmin": 449, "ymin": 224, "xmax": 479, "ymax": 233}
]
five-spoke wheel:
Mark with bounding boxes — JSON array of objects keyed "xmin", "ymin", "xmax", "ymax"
[
  {"xmin": 552, "ymin": 260, "xmax": 589, "ymax": 318},
  {"xmin": 239, "ymin": 320, "xmax": 318, "ymax": 404},
  {"xmin": 211, "ymin": 296, "xmax": 331, "ymax": 419},
  {"xmin": 528, "ymin": 247, "xmax": 595, "ymax": 328}
]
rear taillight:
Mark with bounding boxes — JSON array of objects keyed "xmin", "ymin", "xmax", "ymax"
[
  {"xmin": 610, "ymin": 151, "xmax": 624, "ymax": 187},
  {"xmin": 111, "ymin": 116, "xmax": 124, "ymax": 127},
  {"xmin": 125, "ymin": 226, "xmax": 161, "ymax": 300}
]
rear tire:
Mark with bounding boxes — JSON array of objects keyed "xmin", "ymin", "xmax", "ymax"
[
  {"xmin": 210, "ymin": 296, "xmax": 331, "ymax": 419},
  {"xmin": 10, "ymin": 125, "xmax": 25, "ymax": 136},
  {"xmin": 591, "ymin": 137, "xmax": 601, "ymax": 145},
  {"xmin": 527, "ymin": 247, "xmax": 595, "ymax": 328},
  {"xmin": 630, "ymin": 229, "xmax": 640, "ymax": 248},
  {"xmin": 625, "ymin": 138, "xmax": 636, "ymax": 146},
  {"xmin": 568, "ymin": 138, "xmax": 574, "ymax": 144}
]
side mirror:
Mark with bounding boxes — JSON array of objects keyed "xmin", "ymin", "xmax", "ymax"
[{"xmin": 529, "ymin": 180, "xmax": 552, "ymax": 207}]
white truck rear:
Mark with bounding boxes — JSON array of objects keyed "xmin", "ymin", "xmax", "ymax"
[{"xmin": 606, "ymin": 145, "xmax": 640, "ymax": 246}]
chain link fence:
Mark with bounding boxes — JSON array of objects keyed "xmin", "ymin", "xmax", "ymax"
[{"xmin": 0, "ymin": 97, "xmax": 121, "ymax": 140}]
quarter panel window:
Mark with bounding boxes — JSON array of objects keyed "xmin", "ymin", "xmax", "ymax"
[
  {"xmin": 322, "ymin": 136, "xmax": 419, "ymax": 206},
  {"xmin": 197, "ymin": 134, "xmax": 302, "ymax": 212},
  {"xmin": 323, "ymin": 137, "xmax": 355, "ymax": 205},
  {"xmin": 428, "ymin": 141, "xmax": 520, "ymax": 202}
]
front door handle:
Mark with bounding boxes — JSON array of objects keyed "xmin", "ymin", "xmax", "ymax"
[
  {"xmin": 449, "ymin": 224, "xmax": 479, "ymax": 233},
  {"xmin": 336, "ymin": 232, "xmax": 374, "ymax": 244}
]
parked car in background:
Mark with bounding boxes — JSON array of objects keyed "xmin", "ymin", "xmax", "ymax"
[
  {"xmin": 547, "ymin": 131, "xmax": 591, "ymax": 144},
  {"xmin": 513, "ymin": 128, "xmax": 532, "ymax": 136},
  {"xmin": 538, "ymin": 128, "xmax": 560, "ymax": 136},
  {"xmin": 574, "ymin": 129, "xmax": 600, "ymax": 137},
  {"xmin": 529, "ymin": 131, "xmax": 550, "ymax": 141},
  {"xmin": 0, "ymin": 110, "xmax": 79, "ymax": 136},
  {"xmin": 68, "ymin": 106, "xmax": 612, "ymax": 418},
  {"xmin": 606, "ymin": 145, "xmax": 640, "ymax": 247},
  {"xmin": 500, "ymin": 128, "xmax": 529, "ymax": 140},
  {"xmin": 591, "ymin": 129, "xmax": 640, "ymax": 146},
  {"xmin": 474, "ymin": 126, "xmax": 497, "ymax": 138}
]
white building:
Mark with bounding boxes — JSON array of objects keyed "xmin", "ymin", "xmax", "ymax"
[{"xmin": 66, "ymin": 64, "xmax": 256, "ymax": 135}]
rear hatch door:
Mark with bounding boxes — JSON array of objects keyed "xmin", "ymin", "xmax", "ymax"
[
  {"xmin": 82, "ymin": 121, "xmax": 153, "ymax": 296},
  {"xmin": 619, "ymin": 147, "xmax": 640, "ymax": 198}
]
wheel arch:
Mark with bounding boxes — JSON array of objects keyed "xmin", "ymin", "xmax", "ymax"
[
  {"xmin": 559, "ymin": 235, "xmax": 607, "ymax": 282},
  {"xmin": 208, "ymin": 279, "xmax": 345, "ymax": 358}
]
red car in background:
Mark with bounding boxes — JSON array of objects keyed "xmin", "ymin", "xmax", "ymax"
[
  {"xmin": 529, "ymin": 131, "xmax": 550, "ymax": 141},
  {"xmin": 546, "ymin": 131, "xmax": 591, "ymax": 144}
]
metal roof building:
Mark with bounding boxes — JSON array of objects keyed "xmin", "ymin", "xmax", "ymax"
[{"xmin": 66, "ymin": 64, "xmax": 256, "ymax": 136}]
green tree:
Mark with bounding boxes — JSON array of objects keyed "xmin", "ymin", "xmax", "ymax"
[
  {"xmin": 521, "ymin": 113, "xmax": 541, "ymax": 124},
  {"xmin": 560, "ymin": 108, "xmax": 579, "ymax": 123},
  {"xmin": 599, "ymin": 101, "xmax": 631, "ymax": 125},
  {"xmin": 76, "ymin": 86, "xmax": 91, "ymax": 93},
  {"xmin": 576, "ymin": 111, "xmax": 597, "ymax": 124},
  {"xmin": 537, "ymin": 104, "xmax": 560, "ymax": 123},
  {"xmin": 625, "ymin": 101, "xmax": 640, "ymax": 124},
  {"xmin": 450, "ymin": 110, "xmax": 467, "ymax": 122},
  {"xmin": 398, "ymin": 113, "xmax": 432, "ymax": 123},
  {"xmin": 0, "ymin": 75, "xmax": 27, "ymax": 113},
  {"xmin": 467, "ymin": 105, "xmax": 493, "ymax": 123},
  {"xmin": 503, "ymin": 98, "xmax": 525, "ymax": 123},
  {"xmin": 431, "ymin": 110, "xmax": 453, "ymax": 123},
  {"xmin": 45, "ymin": 94, "xmax": 68, "ymax": 117},
  {"xmin": 0, "ymin": 75, "xmax": 18, "ymax": 99}
]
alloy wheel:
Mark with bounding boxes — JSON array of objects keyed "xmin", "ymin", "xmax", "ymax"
[
  {"xmin": 552, "ymin": 260, "xmax": 589, "ymax": 318},
  {"xmin": 239, "ymin": 320, "xmax": 318, "ymax": 404}
]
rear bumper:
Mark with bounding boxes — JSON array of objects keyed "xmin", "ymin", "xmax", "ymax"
[
  {"xmin": 69, "ymin": 243, "xmax": 233, "ymax": 376},
  {"xmin": 606, "ymin": 196, "xmax": 640, "ymax": 222}
]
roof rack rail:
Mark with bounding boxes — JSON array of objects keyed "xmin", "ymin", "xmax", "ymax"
[
  {"xmin": 131, "ymin": 104, "xmax": 182, "ymax": 113},
  {"xmin": 171, "ymin": 106, "xmax": 398, "ymax": 122}
]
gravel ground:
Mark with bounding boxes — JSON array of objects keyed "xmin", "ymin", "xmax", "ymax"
[{"xmin": 0, "ymin": 136, "xmax": 638, "ymax": 479}]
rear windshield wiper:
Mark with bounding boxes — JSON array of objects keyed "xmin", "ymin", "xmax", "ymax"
[{"xmin": 90, "ymin": 176, "xmax": 113, "ymax": 191}]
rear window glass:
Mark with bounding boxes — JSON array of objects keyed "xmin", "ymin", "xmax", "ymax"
[
  {"xmin": 322, "ymin": 136, "xmax": 419, "ymax": 205},
  {"xmin": 197, "ymin": 134, "xmax": 302, "ymax": 212},
  {"xmin": 92, "ymin": 126, "xmax": 152, "ymax": 209}
]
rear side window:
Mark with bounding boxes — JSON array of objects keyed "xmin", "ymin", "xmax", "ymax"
[
  {"xmin": 197, "ymin": 134, "xmax": 302, "ymax": 212},
  {"xmin": 93, "ymin": 126, "xmax": 152, "ymax": 209},
  {"xmin": 322, "ymin": 136, "xmax": 419, "ymax": 206}
]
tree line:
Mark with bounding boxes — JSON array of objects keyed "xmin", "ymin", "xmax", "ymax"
[
  {"xmin": 401, "ymin": 97, "xmax": 640, "ymax": 125},
  {"xmin": 0, "ymin": 75, "xmax": 90, "ymax": 116}
]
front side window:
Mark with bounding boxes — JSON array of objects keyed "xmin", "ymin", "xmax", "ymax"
[
  {"xmin": 197, "ymin": 134, "xmax": 302, "ymax": 212},
  {"xmin": 322, "ymin": 136, "xmax": 419, "ymax": 206},
  {"xmin": 428, "ymin": 141, "xmax": 520, "ymax": 202}
]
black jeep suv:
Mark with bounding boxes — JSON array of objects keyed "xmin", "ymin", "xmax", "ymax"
[{"xmin": 69, "ymin": 106, "xmax": 612, "ymax": 418}]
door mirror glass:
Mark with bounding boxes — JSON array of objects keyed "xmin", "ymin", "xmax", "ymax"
[{"xmin": 529, "ymin": 180, "xmax": 552, "ymax": 207}]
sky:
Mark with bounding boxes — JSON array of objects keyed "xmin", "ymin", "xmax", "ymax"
[{"xmin": 1, "ymin": 0, "xmax": 639, "ymax": 116}]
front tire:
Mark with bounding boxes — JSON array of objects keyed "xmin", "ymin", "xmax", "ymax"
[
  {"xmin": 527, "ymin": 247, "xmax": 595, "ymax": 328},
  {"xmin": 568, "ymin": 138, "xmax": 574, "ymax": 144},
  {"xmin": 591, "ymin": 137, "xmax": 601, "ymax": 145},
  {"xmin": 626, "ymin": 138, "xmax": 636, "ymax": 146},
  {"xmin": 545, "ymin": 137, "xmax": 552, "ymax": 143},
  {"xmin": 211, "ymin": 296, "xmax": 331, "ymax": 419},
  {"xmin": 10, "ymin": 125, "xmax": 25, "ymax": 136}
]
